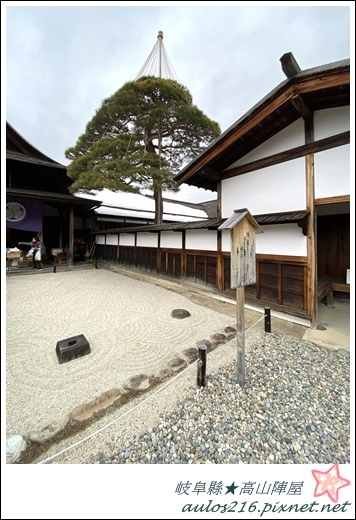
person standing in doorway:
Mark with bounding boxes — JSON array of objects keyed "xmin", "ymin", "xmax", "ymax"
[
  {"xmin": 18, "ymin": 235, "xmax": 39, "ymax": 269},
  {"xmin": 34, "ymin": 234, "xmax": 47, "ymax": 270},
  {"xmin": 19, "ymin": 234, "xmax": 46, "ymax": 270}
]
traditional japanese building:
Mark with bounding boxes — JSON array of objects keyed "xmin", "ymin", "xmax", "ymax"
[{"xmin": 92, "ymin": 53, "xmax": 350, "ymax": 325}]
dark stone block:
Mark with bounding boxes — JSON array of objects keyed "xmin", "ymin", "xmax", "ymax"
[
  {"xmin": 171, "ymin": 309, "xmax": 191, "ymax": 319},
  {"xmin": 56, "ymin": 334, "xmax": 91, "ymax": 364}
]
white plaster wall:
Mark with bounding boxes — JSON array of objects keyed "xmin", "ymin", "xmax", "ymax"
[
  {"xmin": 119, "ymin": 234, "xmax": 135, "ymax": 246},
  {"xmin": 222, "ymin": 229, "xmax": 231, "ymax": 252},
  {"xmin": 160, "ymin": 231, "xmax": 182, "ymax": 248},
  {"xmin": 256, "ymin": 224, "xmax": 307, "ymax": 256},
  {"xmin": 137, "ymin": 232, "xmax": 158, "ymax": 248},
  {"xmin": 314, "ymin": 107, "xmax": 350, "ymax": 140},
  {"xmin": 222, "ymin": 158, "xmax": 306, "ymax": 217},
  {"xmin": 106, "ymin": 234, "xmax": 119, "ymax": 246},
  {"xmin": 222, "ymin": 225, "xmax": 306, "ymax": 256},
  {"xmin": 315, "ymin": 145, "xmax": 350, "ymax": 198},
  {"xmin": 186, "ymin": 229, "xmax": 217, "ymax": 251},
  {"xmin": 96, "ymin": 235, "xmax": 106, "ymax": 245},
  {"xmin": 226, "ymin": 120, "xmax": 304, "ymax": 168}
]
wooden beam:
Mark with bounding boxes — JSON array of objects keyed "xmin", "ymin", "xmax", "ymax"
[
  {"xmin": 315, "ymin": 195, "xmax": 350, "ymax": 205},
  {"xmin": 223, "ymin": 131, "xmax": 350, "ymax": 178},
  {"xmin": 290, "ymin": 94, "xmax": 312, "ymax": 120},
  {"xmin": 280, "ymin": 52, "xmax": 302, "ymax": 78},
  {"xmin": 256, "ymin": 254, "xmax": 307, "ymax": 265},
  {"xmin": 198, "ymin": 166, "xmax": 221, "ymax": 180}
]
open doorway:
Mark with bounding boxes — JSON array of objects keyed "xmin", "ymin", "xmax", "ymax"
[{"xmin": 316, "ymin": 202, "xmax": 350, "ymax": 301}]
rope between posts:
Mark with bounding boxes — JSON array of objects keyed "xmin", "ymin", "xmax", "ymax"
[
  {"xmin": 245, "ymin": 313, "xmax": 267, "ymax": 334},
  {"xmin": 38, "ymin": 359, "xmax": 199, "ymax": 464}
]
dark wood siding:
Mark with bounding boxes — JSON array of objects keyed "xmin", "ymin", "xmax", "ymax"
[
  {"xmin": 223, "ymin": 254, "xmax": 307, "ymax": 317},
  {"xmin": 317, "ymin": 214, "xmax": 350, "ymax": 279},
  {"xmin": 97, "ymin": 245, "xmax": 310, "ymax": 317}
]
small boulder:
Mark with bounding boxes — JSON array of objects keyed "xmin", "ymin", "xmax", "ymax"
[
  {"xmin": 171, "ymin": 309, "xmax": 191, "ymax": 319},
  {"xmin": 6, "ymin": 435, "xmax": 27, "ymax": 464}
]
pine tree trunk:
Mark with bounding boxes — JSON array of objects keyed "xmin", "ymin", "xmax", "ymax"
[{"xmin": 154, "ymin": 188, "xmax": 163, "ymax": 224}]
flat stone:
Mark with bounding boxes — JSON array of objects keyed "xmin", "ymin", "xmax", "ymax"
[
  {"xmin": 167, "ymin": 357, "xmax": 187, "ymax": 371},
  {"xmin": 151, "ymin": 368, "xmax": 173, "ymax": 382},
  {"xmin": 28, "ymin": 415, "xmax": 69, "ymax": 444},
  {"xmin": 210, "ymin": 332, "xmax": 227, "ymax": 345},
  {"xmin": 224, "ymin": 326, "xmax": 237, "ymax": 333},
  {"xmin": 152, "ymin": 368, "xmax": 172, "ymax": 382},
  {"xmin": 71, "ymin": 389, "xmax": 121, "ymax": 422},
  {"xmin": 182, "ymin": 347, "xmax": 199, "ymax": 362},
  {"xmin": 123, "ymin": 374, "xmax": 150, "ymax": 392}
]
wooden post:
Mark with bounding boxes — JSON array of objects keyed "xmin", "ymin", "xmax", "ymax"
[
  {"xmin": 218, "ymin": 209, "xmax": 263, "ymax": 388},
  {"xmin": 264, "ymin": 307, "xmax": 271, "ymax": 333},
  {"xmin": 197, "ymin": 345, "xmax": 207, "ymax": 387},
  {"xmin": 236, "ymin": 286, "xmax": 245, "ymax": 386}
]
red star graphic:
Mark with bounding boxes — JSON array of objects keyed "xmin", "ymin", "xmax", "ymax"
[{"xmin": 312, "ymin": 463, "xmax": 351, "ymax": 503}]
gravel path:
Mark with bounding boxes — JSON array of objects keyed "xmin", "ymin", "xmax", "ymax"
[{"xmin": 97, "ymin": 333, "xmax": 350, "ymax": 465}]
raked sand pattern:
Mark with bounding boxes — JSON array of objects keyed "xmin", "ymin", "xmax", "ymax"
[{"xmin": 6, "ymin": 268, "xmax": 239, "ymax": 439}]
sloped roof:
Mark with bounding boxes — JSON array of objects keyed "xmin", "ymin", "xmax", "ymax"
[
  {"xmin": 6, "ymin": 121, "xmax": 66, "ymax": 168},
  {"xmin": 174, "ymin": 56, "xmax": 350, "ymax": 191},
  {"xmin": 6, "ymin": 187, "xmax": 101, "ymax": 207},
  {"xmin": 77, "ymin": 189, "xmax": 209, "ymax": 222},
  {"xmin": 92, "ymin": 218, "xmax": 224, "ymax": 235},
  {"xmin": 93, "ymin": 210, "xmax": 309, "ymax": 235}
]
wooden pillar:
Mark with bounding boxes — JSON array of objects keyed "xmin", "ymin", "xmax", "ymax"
[
  {"xmin": 157, "ymin": 231, "xmax": 161, "ymax": 273},
  {"xmin": 217, "ymin": 229, "xmax": 223, "ymax": 292},
  {"xmin": 305, "ymin": 117, "xmax": 317, "ymax": 325},
  {"xmin": 59, "ymin": 208, "xmax": 64, "ymax": 248},
  {"xmin": 182, "ymin": 231, "xmax": 186, "ymax": 279},
  {"xmin": 69, "ymin": 204, "xmax": 74, "ymax": 267}
]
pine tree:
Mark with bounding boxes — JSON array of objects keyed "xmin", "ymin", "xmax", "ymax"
[{"xmin": 65, "ymin": 76, "xmax": 220, "ymax": 223}]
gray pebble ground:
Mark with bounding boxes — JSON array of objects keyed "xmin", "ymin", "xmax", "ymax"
[{"xmin": 96, "ymin": 332, "xmax": 350, "ymax": 465}]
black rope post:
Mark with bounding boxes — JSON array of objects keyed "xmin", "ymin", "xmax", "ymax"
[
  {"xmin": 53, "ymin": 265, "xmax": 56, "ymax": 273},
  {"xmin": 264, "ymin": 307, "xmax": 271, "ymax": 333},
  {"xmin": 95, "ymin": 258, "xmax": 98, "ymax": 269},
  {"xmin": 197, "ymin": 345, "xmax": 207, "ymax": 387}
]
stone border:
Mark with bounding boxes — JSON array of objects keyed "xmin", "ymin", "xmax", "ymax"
[{"xmin": 7, "ymin": 325, "xmax": 237, "ymax": 464}]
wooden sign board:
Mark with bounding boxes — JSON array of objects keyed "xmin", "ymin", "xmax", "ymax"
[
  {"xmin": 231, "ymin": 218, "xmax": 256, "ymax": 288},
  {"xmin": 218, "ymin": 209, "xmax": 262, "ymax": 289}
]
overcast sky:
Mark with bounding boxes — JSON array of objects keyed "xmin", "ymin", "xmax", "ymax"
[{"xmin": 3, "ymin": 2, "xmax": 353, "ymax": 203}]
